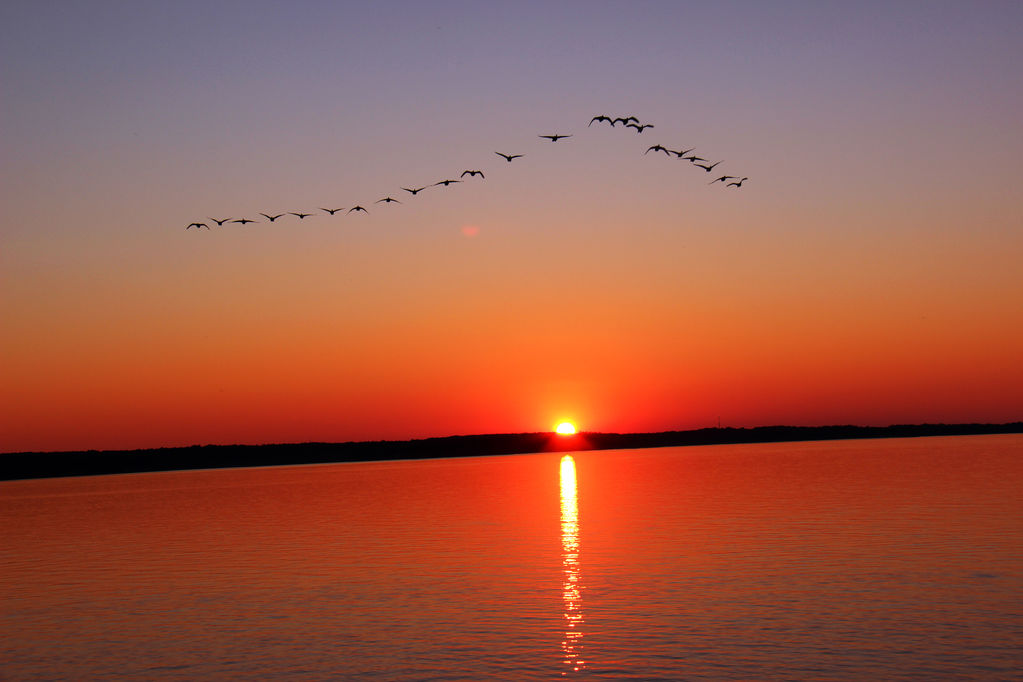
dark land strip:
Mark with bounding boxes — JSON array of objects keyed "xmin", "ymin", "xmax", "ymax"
[{"xmin": 2, "ymin": 423, "xmax": 1021, "ymax": 481}]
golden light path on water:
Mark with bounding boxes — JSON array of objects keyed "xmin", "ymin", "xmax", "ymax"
[{"xmin": 560, "ymin": 454, "xmax": 585, "ymax": 673}]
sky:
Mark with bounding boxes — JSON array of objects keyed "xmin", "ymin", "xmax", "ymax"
[{"xmin": 2, "ymin": 1, "xmax": 1022, "ymax": 453}]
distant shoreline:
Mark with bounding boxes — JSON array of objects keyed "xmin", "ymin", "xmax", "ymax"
[{"xmin": 3, "ymin": 422, "xmax": 1021, "ymax": 482}]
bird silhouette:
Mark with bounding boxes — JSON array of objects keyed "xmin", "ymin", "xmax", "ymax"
[
  {"xmin": 693, "ymin": 161, "xmax": 723, "ymax": 172},
  {"xmin": 401, "ymin": 186, "xmax": 427, "ymax": 195},
  {"xmin": 683, "ymin": 155, "xmax": 706, "ymax": 163},
  {"xmin": 645, "ymin": 144, "xmax": 671, "ymax": 156},
  {"xmin": 627, "ymin": 123, "xmax": 654, "ymax": 133},
  {"xmin": 260, "ymin": 213, "xmax": 285, "ymax": 222},
  {"xmin": 209, "ymin": 217, "xmax": 231, "ymax": 227},
  {"xmin": 376, "ymin": 196, "xmax": 401, "ymax": 203},
  {"xmin": 495, "ymin": 152, "xmax": 523, "ymax": 162},
  {"xmin": 673, "ymin": 148, "xmax": 696, "ymax": 158},
  {"xmin": 433, "ymin": 179, "xmax": 462, "ymax": 187},
  {"xmin": 348, "ymin": 205, "xmax": 368, "ymax": 213},
  {"xmin": 612, "ymin": 116, "xmax": 638, "ymax": 127},
  {"xmin": 320, "ymin": 207, "xmax": 344, "ymax": 215},
  {"xmin": 232, "ymin": 218, "xmax": 256, "ymax": 225},
  {"xmin": 709, "ymin": 175, "xmax": 737, "ymax": 185},
  {"xmin": 539, "ymin": 134, "xmax": 572, "ymax": 142},
  {"xmin": 726, "ymin": 177, "xmax": 748, "ymax": 188},
  {"xmin": 186, "ymin": 222, "xmax": 209, "ymax": 230},
  {"xmin": 290, "ymin": 212, "xmax": 312, "ymax": 219},
  {"xmin": 460, "ymin": 170, "xmax": 485, "ymax": 179},
  {"xmin": 589, "ymin": 115, "xmax": 613, "ymax": 126}
]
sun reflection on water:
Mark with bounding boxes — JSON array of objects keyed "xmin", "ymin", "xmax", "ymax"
[{"xmin": 560, "ymin": 455, "xmax": 585, "ymax": 673}]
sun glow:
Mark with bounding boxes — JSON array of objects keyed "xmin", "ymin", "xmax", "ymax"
[{"xmin": 555, "ymin": 422, "xmax": 577, "ymax": 435}]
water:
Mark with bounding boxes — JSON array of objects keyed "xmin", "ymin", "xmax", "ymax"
[{"xmin": 2, "ymin": 435, "xmax": 1021, "ymax": 679}]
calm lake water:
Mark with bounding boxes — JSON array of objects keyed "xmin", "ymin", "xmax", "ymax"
[{"xmin": 2, "ymin": 435, "xmax": 1022, "ymax": 680}]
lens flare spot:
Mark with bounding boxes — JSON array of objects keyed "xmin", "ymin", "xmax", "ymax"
[{"xmin": 461, "ymin": 225, "xmax": 480, "ymax": 237}]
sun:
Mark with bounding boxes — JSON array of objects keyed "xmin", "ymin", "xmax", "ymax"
[{"xmin": 555, "ymin": 422, "xmax": 577, "ymax": 435}]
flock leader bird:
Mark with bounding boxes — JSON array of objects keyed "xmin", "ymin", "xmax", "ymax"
[{"xmin": 185, "ymin": 113, "xmax": 748, "ymax": 229}]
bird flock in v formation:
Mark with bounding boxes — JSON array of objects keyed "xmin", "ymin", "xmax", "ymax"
[{"xmin": 185, "ymin": 114, "xmax": 748, "ymax": 230}]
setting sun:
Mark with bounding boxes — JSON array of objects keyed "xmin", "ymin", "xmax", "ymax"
[{"xmin": 555, "ymin": 422, "xmax": 577, "ymax": 435}]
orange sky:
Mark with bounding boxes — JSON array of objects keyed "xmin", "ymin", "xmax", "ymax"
[{"xmin": 2, "ymin": 3, "xmax": 1022, "ymax": 452}]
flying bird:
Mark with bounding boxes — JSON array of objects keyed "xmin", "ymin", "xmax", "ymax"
[
  {"xmin": 433, "ymin": 179, "xmax": 462, "ymax": 187},
  {"xmin": 683, "ymin": 155, "xmax": 706, "ymax": 163},
  {"xmin": 709, "ymin": 175, "xmax": 737, "ymax": 185},
  {"xmin": 186, "ymin": 222, "xmax": 209, "ymax": 230},
  {"xmin": 589, "ymin": 115, "xmax": 613, "ymax": 126},
  {"xmin": 693, "ymin": 160, "xmax": 723, "ymax": 172},
  {"xmin": 460, "ymin": 170, "xmax": 485, "ymax": 179},
  {"xmin": 539, "ymin": 134, "xmax": 572, "ymax": 142},
  {"xmin": 727, "ymin": 177, "xmax": 748, "ymax": 188},
  {"xmin": 612, "ymin": 116, "xmax": 638, "ymax": 127},
  {"xmin": 208, "ymin": 217, "xmax": 231, "ymax": 227},
  {"xmin": 401, "ymin": 186, "xmax": 427, "ymax": 195},
  {"xmin": 260, "ymin": 212, "xmax": 285, "ymax": 222},
  {"xmin": 495, "ymin": 152, "xmax": 523, "ymax": 162},
  {"xmin": 232, "ymin": 218, "xmax": 256, "ymax": 225},
  {"xmin": 627, "ymin": 123, "xmax": 654, "ymax": 133},
  {"xmin": 290, "ymin": 212, "xmax": 312, "ymax": 219},
  {"xmin": 645, "ymin": 144, "xmax": 671, "ymax": 156},
  {"xmin": 673, "ymin": 148, "xmax": 696, "ymax": 158},
  {"xmin": 320, "ymin": 207, "xmax": 344, "ymax": 215},
  {"xmin": 375, "ymin": 196, "xmax": 401, "ymax": 203},
  {"xmin": 348, "ymin": 205, "xmax": 368, "ymax": 213}
]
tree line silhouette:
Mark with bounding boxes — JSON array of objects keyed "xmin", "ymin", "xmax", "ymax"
[{"xmin": 5, "ymin": 423, "xmax": 1019, "ymax": 480}]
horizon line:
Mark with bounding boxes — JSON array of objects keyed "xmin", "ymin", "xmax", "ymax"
[{"xmin": 3, "ymin": 422, "xmax": 1021, "ymax": 482}]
